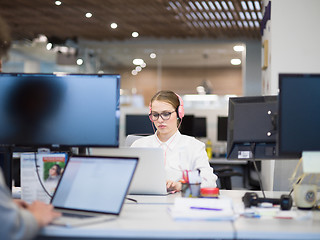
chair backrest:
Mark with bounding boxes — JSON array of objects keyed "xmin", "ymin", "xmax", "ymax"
[{"xmin": 124, "ymin": 134, "xmax": 146, "ymax": 147}]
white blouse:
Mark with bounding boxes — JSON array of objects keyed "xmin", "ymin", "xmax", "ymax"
[{"xmin": 131, "ymin": 131, "xmax": 218, "ymax": 188}]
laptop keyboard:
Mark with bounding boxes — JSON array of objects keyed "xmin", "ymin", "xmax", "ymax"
[{"xmin": 62, "ymin": 212, "xmax": 95, "ymax": 219}]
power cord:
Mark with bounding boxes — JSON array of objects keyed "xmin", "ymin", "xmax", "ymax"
[
  {"xmin": 250, "ymin": 143, "xmax": 266, "ymax": 198},
  {"xmin": 33, "ymin": 151, "xmax": 52, "ymax": 199}
]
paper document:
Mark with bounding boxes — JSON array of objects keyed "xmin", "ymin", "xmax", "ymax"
[{"xmin": 168, "ymin": 197, "xmax": 236, "ymax": 221}]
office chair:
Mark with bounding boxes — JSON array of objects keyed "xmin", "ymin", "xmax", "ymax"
[
  {"xmin": 214, "ymin": 167, "xmax": 243, "ymax": 190},
  {"xmin": 125, "ymin": 134, "xmax": 149, "ymax": 147}
]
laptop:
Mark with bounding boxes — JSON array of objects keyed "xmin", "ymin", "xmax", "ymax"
[
  {"xmin": 50, "ymin": 155, "xmax": 138, "ymax": 227},
  {"xmin": 90, "ymin": 148, "xmax": 168, "ymax": 195}
]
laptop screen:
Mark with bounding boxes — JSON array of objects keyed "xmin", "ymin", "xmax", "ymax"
[{"xmin": 51, "ymin": 155, "xmax": 138, "ymax": 214}]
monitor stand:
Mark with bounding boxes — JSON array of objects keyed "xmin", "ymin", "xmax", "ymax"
[{"xmin": 0, "ymin": 147, "xmax": 13, "ymax": 190}]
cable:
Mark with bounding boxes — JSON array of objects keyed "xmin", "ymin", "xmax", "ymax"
[
  {"xmin": 250, "ymin": 143, "xmax": 266, "ymax": 198},
  {"xmin": 126, "ymin": 197, "xmax": 138, "ymax": 203},
  {"xmin": 33, "ymin": 151, "xmax": 52, "ymax": 199}
]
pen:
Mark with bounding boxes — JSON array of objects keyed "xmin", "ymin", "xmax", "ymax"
[{"xmin": 190, "ymin": 206, "xmax": 222, "ymax": 211}]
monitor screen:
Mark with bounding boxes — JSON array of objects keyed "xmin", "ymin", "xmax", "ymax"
[
  {"xmin": 180, "ymin": 115, "xmax": 195, "ymax": 136},
  {"xmin": 193, "ymin": 117, "xmax": 207, "ymax": 138},
  {"xmin": 278, "ymin": 73, "xmax": 320, "ymax": 158},
  {"xmin": 125, "ymin": 114, "xmax": 154, "ymax": 136},
  {"xmin": 227, "ymin": 95, "xmax": 278, "ymax": 160},
  {"xmin": 0, "ymin": 73, "xmax": 120, "ymax": 148},
  {"xmin": 217, "ymin": 116, "xmax": 228, "ymax": 141}
]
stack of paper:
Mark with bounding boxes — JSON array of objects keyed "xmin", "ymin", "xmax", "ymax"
[{"xmin": 168, "ymin": 197, "xmax": 236, "ymax": 221}]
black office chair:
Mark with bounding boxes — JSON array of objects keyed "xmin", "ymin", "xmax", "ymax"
[{"xmin": 214, "ymin": 167, "xmax": 243, "ymax": 190}]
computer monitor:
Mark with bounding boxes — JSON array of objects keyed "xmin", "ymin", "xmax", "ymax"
[
  {"xmin": 0, "ymin": 73, "xmax": 120, "ymax": 148},
  {"xmin": 193, "ymin": 117, "xmax": 207, "ymax": 138},
  {"xmin": 125, "ymin": 114, "xmax": 154, "ymax": 136},
  {"xmin": 227, "ymin": 95, "xmax": 278, "ymax": 160},
  {"xmin": 180, "ymin": 115, "xmax": 195, "ymax": 136},
  {"xmin": 278, "ymin": 73, "xmax": 320, "ymax": 158},
  {"xmin": 217, "ymin": 116, "xmax": 228, "ymax": 141}
]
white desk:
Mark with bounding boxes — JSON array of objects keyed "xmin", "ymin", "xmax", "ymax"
[
  {"xmin": 37, "ymin": 190, "xmax": 320, "ymax": 240},
  {"xmin": 39, "ymin": 193, "xmax": 235, "ymax": 240}
]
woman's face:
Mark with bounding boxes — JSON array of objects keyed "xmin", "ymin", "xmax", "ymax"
[
  {"xmin": 151, "ymin": 100, "xmax": 178, "ymax": 138},
  {"xmin": 49, "ymin": 165, "xmax": 58, "ymax": 176}
]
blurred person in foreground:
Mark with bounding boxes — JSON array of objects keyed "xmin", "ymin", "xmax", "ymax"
[{"xmin": 0, "ymin": 16, "xmax": 61, "ymax": 240}]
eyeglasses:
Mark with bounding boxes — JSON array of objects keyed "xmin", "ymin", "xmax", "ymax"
[{"xmin": 149, "ymin": 111, "xmax": 175, "ymax": 121}]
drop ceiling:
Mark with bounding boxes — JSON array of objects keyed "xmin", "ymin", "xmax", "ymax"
[{"xmin": 0, "ymin": 0, "xmax": 263, "ymax": 68}]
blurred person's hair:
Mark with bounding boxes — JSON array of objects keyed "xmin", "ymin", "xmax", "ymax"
[{"xmin": 0, "ymin": 15, "xmax": 12, "ymax": 57}]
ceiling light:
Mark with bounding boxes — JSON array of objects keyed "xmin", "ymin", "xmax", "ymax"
[
  {"xmin": 202, "ymin": 1, "xmax": 209, "ymax": 10},
  {"xmin": 46, "ymin": 43, "xmax": 53, "ymax": 50},
  {"xmin": 55, "ymin": 1, "xmax": 62, "ymax": 6},
  {"xmin": 150, "ymin": 53, "xmax": 157, "ymax": 59},
  {"xmin": 141, "ymin": 62, "xmax": 146, "ymax": 68},
  {"xmin": 131, "ymin": 70, "xmax": 138, "ymax": 76},
  {"xmin": 133, "ymin": 58, "xmax": 144, "ymax": 65},
  {"xmin": 136, "ymin": 66, "xmax": 142, "ymax": 72},
  {"xmin": 85, "ymin": 13, "xmax": 92, "ymax": 18},
  {"xmin": 228, "ymin": 1, "xmax": 234, "ymax": 10},
  {"xmin": 195, "ymin": 1, "xmax": 203, "ymax": 10},
  {"xmin": 233, "ymin": 45, "xmax": 244, "ymax": 52},
  {"xmin": 214, "ymin": 1, "xmax": 222, "ymax": 10},
  {"xmin": 247, "ymin": 1, "xmax": 254, "ymax": 10},
  {"xmin": 254, "ymin": 1, "xmax": 261, "ymax": 10},
  {"xmin": 231, "ymin": 59, "xmax": 241, "ymax": 65},
  {"xmin": 132, "ymin": 32, "xmax": 139, "ymax": 38},
  {"xmin": 110, "ymin": 23, "xmax": 117, "ymax": 29},
  {"xmin": 77, "ymin": 58, "xmax": 83, "ymax": 65},
  {"xmin": 208, "ymin": 1, "xmax": 215, "ymax": 10},
  {"xmin": 241, "ymin": 1, "xmax": 247, "ymax": 10},
  {"xmin": 221, "ymin": 1, "xmax": 228, "ymax": 10}
]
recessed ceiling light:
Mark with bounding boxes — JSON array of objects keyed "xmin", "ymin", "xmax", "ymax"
[
  {"xmin": 132, "ymin": 32, "xmax": 139, "ymax": 38},
  {"xmin": 150, "ymin": 53, "xmax": 157, "ymax": 59},
  {"xmin": 231, "ymin": 59, "xmax": 241, "ymax": 65},
  {"xmin": 233, "ymin": 45, "xmax": 245, "ymax": 52},
  {"xmin": 85, "ymin": 12, "xmax": 92, "ymax": 18},
  {"xmin": 46, "ymin": 43, "xmax": 53, "ymax": 50},
  {"xmin": 110, "ymin": 23, "xmax": 117, "ymax": 29},
  {"xmin": 131, "ymin": 69, "xmax": 138, "ymax": 75},
  {"xmin": 77, "ymin": 58, "xmax": 84, "ymax": 65},
  {"xmin": 55, "ymin": 1, "xmax": 62, "ymax": 6},
  {"xmin": 133, "ymin": 58, "xmax": 144, "ymax": 65}
]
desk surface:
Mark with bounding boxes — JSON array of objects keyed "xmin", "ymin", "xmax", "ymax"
[{"xmin": 38, "ymin": 190, "xmax": 320, "ymax": 240}]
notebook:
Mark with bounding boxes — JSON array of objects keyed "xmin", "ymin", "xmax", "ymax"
[
  {"xmin": 50, "ymin": 155, "xmax": 138, "ymax": 227},
  {"xmin": 90, "ymin": 148, "xmax": 168, "ymax": 195}
]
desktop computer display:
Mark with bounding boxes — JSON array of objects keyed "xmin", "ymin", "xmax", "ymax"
[
  {"xmin": 278, "ymin": 73, "xmax": 320, "ymax": 158},
  {"xmin": 226, "ymin": 95, "xmax": 278, "ymax": 160},
  {"xmin": 0, "ymin": 73, "xmax": 120, "ymax": 148}
]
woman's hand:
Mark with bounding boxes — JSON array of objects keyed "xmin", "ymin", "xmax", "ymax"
[{"xmin": 166, "ymin": 180, "xmax": 182, "ymax": 192}]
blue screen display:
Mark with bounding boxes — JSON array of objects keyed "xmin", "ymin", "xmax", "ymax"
[{"xmin": 0, "ymin": 73, "xmax": 120, "ymax": 147}]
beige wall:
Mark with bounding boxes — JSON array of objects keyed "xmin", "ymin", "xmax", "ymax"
[{"xmin": 118, "ymin": 66, "xmax": 242, "ymax": 105}]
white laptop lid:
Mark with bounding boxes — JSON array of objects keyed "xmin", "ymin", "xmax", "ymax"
[
  {"xmin": 90, "ymin": 148, "xmax": 167, "ymax": 195},
  {"xmin": 51, "ymin": 155, "xmax": 138, "ymax": 215}
]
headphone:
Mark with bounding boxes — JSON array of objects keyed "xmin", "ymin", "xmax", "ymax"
[
  {"xmin": 242, "ymin": 192, "xmax": 292, "ymax": 210},
  {"xmin": 149, "ymin": 93, "xmax": 184, "ymax": 120}
]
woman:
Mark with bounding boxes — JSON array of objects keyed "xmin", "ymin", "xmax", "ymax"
[{"xmin": 131, "ymin": 90, "xmax": 217, "ymax": 192}]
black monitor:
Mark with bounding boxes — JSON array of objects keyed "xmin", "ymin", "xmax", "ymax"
[
  {"xmin": 0, "ymin": 73, "xmax": 120, "ymax": 148},
  {"xmin": 227, "ymin": 95, "xmax": 278, "ymax": 160},
  {"xmin": 217, "ymin": 116, "xmax": 228, "ymax": 141},
  {"xmin": 278, "ymin": 73, "xmax": 320, "ymax": 158},
  {"xmin": 193, "ymin": 117, "xmax": 207, "ymax": 138},
  {"xmin": 180, "ymin": 115, "xmax": 207, "ymax": 138},
  {"xmin": 180, "ymin": 115, "xmax": 195, "ymax": 136},
  {"xmin": 125, "ymin": 114, "xmax": 154, "ymax": 136}
]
